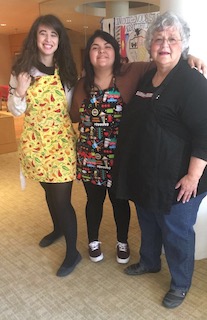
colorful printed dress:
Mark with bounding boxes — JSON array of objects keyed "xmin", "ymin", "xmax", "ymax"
[
  {"xmin": 77, "ymin": 81, "xmax": 124, "ymax": 187},
  {"xmin": 19, "ymin": 68, "xmax": 76, "ymax": 183}
]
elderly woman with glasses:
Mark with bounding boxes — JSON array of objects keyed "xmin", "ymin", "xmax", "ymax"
[{"xmin": 114, "ymin": 11, "xmax": 207, "ymax": 308}]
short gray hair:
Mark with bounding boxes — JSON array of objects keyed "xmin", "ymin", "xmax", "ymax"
[{"xmin": 145, "ymin": 11, "xmax": 190, "ymax": 59}]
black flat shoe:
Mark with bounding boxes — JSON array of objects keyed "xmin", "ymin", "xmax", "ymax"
[
  {"xmin": 162, "ymin": 289, "xmax": 187, "ymax": 309},
  {"xmin": 56, "ymin": 253, "xmax": 82, "ymax": 277},
  {"xmin": 39, "ymin": 231, "xmax": 62, "ymax": 248},
  {"xmin": 124, "ymin": 262, "xmax": 161, "ymax": 276}
]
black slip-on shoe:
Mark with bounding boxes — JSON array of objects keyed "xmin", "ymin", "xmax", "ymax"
[
  {"xmin": 39, "ymin": 232, "xmax": 62, "ymax": 248},
  {"xmin": 124, "ymin": 262, "xmax": 161, "ymax": 275},
  {"xmin": 162, "ymin": 289, "xmax": 187, "ymax": 309},
  {"xmin": 56, "ymin": 253, "xmax": 82, "ymax": 277}
]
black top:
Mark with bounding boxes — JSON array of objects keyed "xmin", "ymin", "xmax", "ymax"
[
  {"xmin": 114, "ymin": 59, "xmax": 207, "ymax": 213},
  {"xmin": 35, "ymin": 61, "xmax": 55, "ymax": 75}
]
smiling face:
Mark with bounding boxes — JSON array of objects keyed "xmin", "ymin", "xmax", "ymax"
[
  {"xmin": 36, "ymin": 24, "xmax": 59, "ymax": 64},
  {"xmin": 150, "ymin": 26, "xmax": 182, "ymax": 69},
  {"xmin": 89, "ymin": 37, "xmax": 115, "ymax": 71}
]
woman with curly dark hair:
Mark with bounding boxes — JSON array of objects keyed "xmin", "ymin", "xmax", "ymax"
[{"xmin": 8, "ymin": 14, "xmax": 81, "ymax": 277}]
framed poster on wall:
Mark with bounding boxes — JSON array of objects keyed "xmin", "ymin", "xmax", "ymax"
[{"xmin": 102, "ymin": 12, "xmax": 160, "ymax": 62}]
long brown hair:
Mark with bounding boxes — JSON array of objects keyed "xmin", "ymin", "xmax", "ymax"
[{"xmin": 12, "ymin": 14, "xmax": 77, "ymax": 88}]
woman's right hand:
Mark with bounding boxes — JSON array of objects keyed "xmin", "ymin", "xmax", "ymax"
[
  {"xmin": 175, "ymin": 174, "xmax": 199, "ymax": 203},
  {"xmin": 15, "ymin": 72, "xmax": 32, "ymax": 98}
]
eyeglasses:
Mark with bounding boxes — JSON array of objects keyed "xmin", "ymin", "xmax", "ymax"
[{"xmin": 152, "ymin": 37, "xmax": 182, "ymax": 46}]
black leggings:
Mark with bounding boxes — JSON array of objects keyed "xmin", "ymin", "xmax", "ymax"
[
  {"xmin": 83, "ymin": 182, "xmax": 130, "ymax": 243},
  {"xmin": 40, "ymin": 181, "xmax": 78, "ymax": 262}
]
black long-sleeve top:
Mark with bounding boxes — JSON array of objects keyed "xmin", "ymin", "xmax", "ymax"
[{"xmin": 114, "ymin": 59, "xmax": 207, "ymax": 213}]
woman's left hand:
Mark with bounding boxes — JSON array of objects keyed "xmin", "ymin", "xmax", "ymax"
[
  {"xmin": 176, "ymin": 156, "xmax": 207, "ymax": 203},
  {"xmin": 175, "ymin": 174, "xmax": 199, "ymax": 203}
]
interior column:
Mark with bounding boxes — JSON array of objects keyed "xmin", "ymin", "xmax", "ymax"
[{"xmin": 105, "ymin": 1, "xmax": 129, "ymax": 18}]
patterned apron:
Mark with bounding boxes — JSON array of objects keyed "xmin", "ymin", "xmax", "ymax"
[
  {"xmin": 77, "ymin": 83, "xmax": 124, "ymax": 187},
  {"xmin": 19, "ymin": 69, "xmax": 76, "ymax": 183}
]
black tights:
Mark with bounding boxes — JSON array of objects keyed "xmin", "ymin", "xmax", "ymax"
[
  {"xmin": 83, "ymin": 182, "xmax": 130, "ymax": 243},
  {"xmin": 40, "ymin": 181, "xmax": 78, "ymax": 264}
]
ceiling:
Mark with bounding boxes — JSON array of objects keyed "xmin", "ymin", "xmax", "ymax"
[{"xmin": 0, "ymin": 0, "xmax": 160, "ymax": 36}]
